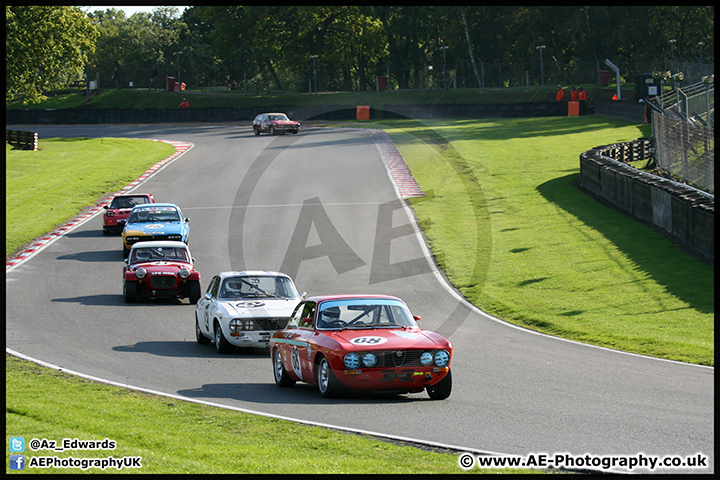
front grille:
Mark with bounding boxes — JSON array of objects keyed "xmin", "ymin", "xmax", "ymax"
[
  {"xmin": 253, "ymin": 317, "xmax": 290, "ymax": 330},
  {"xmin": 150, "ymin": 276, "xmax": 176, "ymax": 289},
  {"xmin": 374, "ymin": 350, "xmax": 424, "ymax": 368}
]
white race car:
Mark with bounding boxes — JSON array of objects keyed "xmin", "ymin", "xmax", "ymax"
[{"xmin": 195, "ymin": 271, "xmax": 304, "ymax": 353}]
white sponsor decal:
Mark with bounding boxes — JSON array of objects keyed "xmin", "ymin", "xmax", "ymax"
[
  {"xmin": 234, "ymin": 301, "xmax": 266, "ymax": 308},
  {"xmin": 349, "ymin": 336, "xmax": 388, "ymax": 346}
]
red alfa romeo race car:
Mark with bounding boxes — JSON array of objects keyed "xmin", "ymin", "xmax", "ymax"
[
  {"xmin": 123, "ymin": 241, "xmax": 201, "ymax": 304},
  {"xmin": 102, "ymin": 193, "xmax": 155, "ymax": 234},
  {"xmin": 270, "ymin": 294, "xmax": 453, "ymax": 399},
  {"xmin": 252, "ymin": 112, "xmax": 300, "ymax": 135}
]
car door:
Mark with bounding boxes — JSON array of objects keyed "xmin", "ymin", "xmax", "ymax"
[
  {"xmin": 279, "ymin": 301, "xmax": 316, "ymax": 382},
  {"xmin": 199, "ymin": 276, "xmax": 220, "ymax": 335}
]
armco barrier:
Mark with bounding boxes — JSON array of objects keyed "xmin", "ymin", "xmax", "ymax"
[{"xmin": 577, "ymin": 138, "xmax": 713, "ymax": 265}]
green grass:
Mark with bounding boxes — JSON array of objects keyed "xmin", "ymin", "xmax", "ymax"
[
  {"xmin": 5, "ymin": 138, "xmax": 176, "ymax": 257},
  {"xmin": 8, "ymin": 354, "xmax": 530, "ymax": 474},
  {"xmin": 370, "ymin": 117, "xmax": 713, "ymax": 366}
]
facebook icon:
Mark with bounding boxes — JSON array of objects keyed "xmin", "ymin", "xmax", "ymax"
[{"xmin": 10, "ymin": 455, "xmax": 25, "ymax": 470}]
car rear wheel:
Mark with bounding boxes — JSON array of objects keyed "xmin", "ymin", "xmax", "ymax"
[
  {"xmin": 317, "ymin": 356, "xmax": 341, "ymax": 398},
  {"xmin": 427, "ymin": 369, "xmax": 452, "ymax": 400},
  {"xmin": 123, "ymin": 280, "xmax": 137, "ymax": 303},
  {"xmin": 196, "ymin": 314, "xmax": 211, "ymax": 345},
  {"xmin": 214, "ymin": 322, "xmax": 233, "ymax": 354},
  {"xmin": 273, "ymin": 347, "xmax": 296, "ymax": 387}
]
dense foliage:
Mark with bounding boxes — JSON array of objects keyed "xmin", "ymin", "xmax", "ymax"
[
  {"xmin": 6, "ymin": 5, "xmax": 713, "ymax": 103},
  {"xmin": 6, "ymin": 5, "xmax": 98, "ymax": 104}
]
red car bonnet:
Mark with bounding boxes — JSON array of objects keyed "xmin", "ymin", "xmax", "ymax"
[{"xmin": 329, "ymin": 328, "xmax": 442, "ymax": 350}]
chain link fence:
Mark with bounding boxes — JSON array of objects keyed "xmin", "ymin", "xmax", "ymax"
[
  {"xmin": 648, "ymin": 77, "xmax": 714, "ymax": 195},
  {"xmin": 652, "ymin": 112, "xmax": 714, "ymax": 194}
]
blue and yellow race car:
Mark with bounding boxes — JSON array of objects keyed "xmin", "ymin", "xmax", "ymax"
[{"xmin": 121, "ymin": 203, "xmax": 190, "ymax": 257}]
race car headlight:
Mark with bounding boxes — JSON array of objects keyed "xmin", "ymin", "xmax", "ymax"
[
  {"xmin": 344, "ymin": 353, "xmax": 360, "ymax": 369},
  {"xmin": 434, "ymin": 350, "xmax": 450, "ymax": 367},
  {"xmin": 361, "ymin": 353, "xmax": 377, "ymax": 368},
  {"xmin": 229, "ymin": 319, "xmax": 242, "ymax": 333},
  {"xmin": 420, "ymin": 352, "xmax": 434, "ymax": 366},
  {"xmin": 126, "ymin": 236, "xmax": 140, "ymax": 242},
  {"xmin": 242, "ymin": 319, "xmax": 255, "ymax": 331},
  {"xmin": 168, "ymin": 234, "xmax": 182, "ymax": 240},
  {"xmin": 178, "ymin": 267, "xmax": 190, "ymax": 279},
  {"xmin": 135, "ymin": 267, "xmax": 147, "ymax": 279}
]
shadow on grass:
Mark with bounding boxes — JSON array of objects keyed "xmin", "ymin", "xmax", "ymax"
[{"xmin": 537, "ymin": 174, "xmax": 713, "ymax": 314}]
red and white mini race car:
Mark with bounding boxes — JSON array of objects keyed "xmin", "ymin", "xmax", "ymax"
[
  {"xmin": 270, "ymin": 294, "xmax": 453, "ymax": 399},
  {"xmin": 123, "ymin": 241, "xmax": 201, "ymax": 304},
  {"xmin": 102, "ymin": 193, "xmax": 155, "ymax": 234},
  {"xmin": 252, "ymin": 112, "xmax": 300, "ymax": 135}
]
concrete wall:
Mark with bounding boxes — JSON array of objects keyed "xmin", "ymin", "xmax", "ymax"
[{"xmin": 577, "ymin": 140, "xmax": 713, "ymax": 265}]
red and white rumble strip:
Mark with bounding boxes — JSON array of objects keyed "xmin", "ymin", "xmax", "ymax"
[
  {"xmin": 6, "ymin": 140, "xmax": 192, "ymax": 270},
  {"xmin": 370, "ymin": 129, "xmax": 424, "ymax": 199}
]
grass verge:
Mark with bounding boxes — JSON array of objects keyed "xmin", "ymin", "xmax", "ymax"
[
  {"xmin": 371, "ymin": 117, "xmax": 713, "ymax": 366},
  {"xmin": 5, "ymin": 138, "xmax": 176, "ymax": 258},
  {"xmin": 6, "ymin": 354, "xmax": 528, "ymax": 474}
]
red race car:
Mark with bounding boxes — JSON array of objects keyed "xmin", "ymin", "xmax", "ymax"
[
  {"xmin": 123, "ymin": 241, "xmax": 201, "ymax": 304},
  {"xmin": 103, "ymin": 193, "xmax": 155, "ymax": 234},
  {"xmin": 252, "ymin": 112, "xmax": 300, "ymax": 135},
  {"xmin": 270, "ymin": 294, "xmax": 452, "ymax": 399}
]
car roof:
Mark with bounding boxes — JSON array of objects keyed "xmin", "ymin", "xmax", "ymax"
[
  {"xmin": 130, "ymin": 203, "xmax": 180, "ymax": 211},
  {"xmin": 129, "ymin": 241, "xmax": 189, "ymax": 250},
  {"xmin": 113, "ymin": 193, "xmax": 152, "ymax": 197},
  {"xmin": 305, "ymin": 294, "xmax": 404, "ymax": 303},
  {"xmin": 215, "ymin": 271, "xmax": 293, "ymax": 279}
]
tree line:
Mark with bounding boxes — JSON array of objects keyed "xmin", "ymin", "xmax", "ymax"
[{"xmin": 6, "ymin": 5, "xmax": 714, "ymax": 104}]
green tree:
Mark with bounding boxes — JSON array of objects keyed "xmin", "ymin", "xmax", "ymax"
[
  {"xmin": 6, "ymin": 5, "xmax": 98, "ymax": 104},
  {"xmin": 86, "ymin": 7, "xmax": 185, "ymax": 90}
]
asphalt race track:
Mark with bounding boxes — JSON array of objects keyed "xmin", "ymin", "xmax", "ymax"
[{"xmin": 6, "ymin": 124, "xmax": 713, "ymax": 474}]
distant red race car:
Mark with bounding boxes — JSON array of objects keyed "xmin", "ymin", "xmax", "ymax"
[
  {"xmin": 270, "ymin": 294, "xmax": 453, "ymax": 399},
  {"xmin": 123, "ymin": 241, "xmax": 201, "ymax": 304},
  {"xmin": 103, "ymin": 193, "xmax": 155, "ymax": 234},
  {"xmin": 252, "ymin": 112, "xmax": 300, "ymax": 135}
]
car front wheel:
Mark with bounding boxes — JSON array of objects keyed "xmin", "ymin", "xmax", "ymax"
[
  {"xmin": 253, "ymin": 126, "xmax": 260, "ymax": 136},
  {"xmin": 189, "ymin": 281, "xmax": 201, "ymax": 304},
  {"xmin": 317, "ymin": 356, "xmax": 341, "ymax": 398},
  {"xmin": 273, "ymin": 347, "xmax": 296, "ymax": 387},
  {"xmin": 123, "ymin": 280, "xmax": 136, "ymax": 303},
  {"xmin": 214, "ymin": 322, "xmax": 233, "ymax": 353},
  {"xmin": 427, "ymin": 369, "xmax": 452, "ymax": 400}
]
